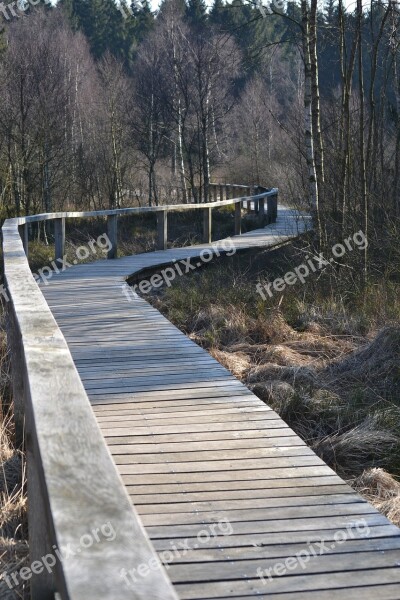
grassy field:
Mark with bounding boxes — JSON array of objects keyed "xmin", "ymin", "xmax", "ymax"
[{"xmin": 146, "ymin": 240, "xmax": 400, "ymax": 525}]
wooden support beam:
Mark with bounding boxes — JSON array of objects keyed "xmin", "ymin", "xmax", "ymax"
[
  {"xmin": 54, "ymin": 218, "xmax": 65, "ymax": 264},
  {"xmin": 258, "ymin": 197, "xmax": 265, "ymax": 226},
  {"xmin": 267, "ymin": 192, "xmax": 278, "ymax": 223},
  {"xmin": 28, "ymin": 446, "xmax": 55, "ymax": 598},
  {"xmin": 157, "ymin": 210, "xmax": 168, "ymax": 250},
  {"xmin": 203, "ymin": 207, "xmax": 212, "ymax": 244},
  {"xmin": 107, "ymin": 214, "xmax": 118, "ymax": 259},
  {"xmin": 18, "ymin": 223, "xmax": 29, "ymax": 259},
  {"xmin": 5, "ymin": 304, "xmax": 25, "ymax": 448},
  {"xmin": 235, "ymin": 201, "xmax": 242, "ymax": 236}
]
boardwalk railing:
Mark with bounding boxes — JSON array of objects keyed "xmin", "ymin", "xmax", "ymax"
[
  {"xmin": 18, "ymin": 186, "xmax": 278, "ymax": 261},
  {"xmin": 2, "ymin": 185, "xmax": 277, "ymax": 600}
]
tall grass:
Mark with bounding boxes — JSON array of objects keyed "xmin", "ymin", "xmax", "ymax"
[{"xmin": 0, "ymin": 312, "xmax": 29, "ymax": 599}]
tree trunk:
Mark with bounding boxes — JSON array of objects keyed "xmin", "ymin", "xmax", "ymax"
[{"xmin": 301, "ymin": 0, "xmax": 320, "ymax": 241}]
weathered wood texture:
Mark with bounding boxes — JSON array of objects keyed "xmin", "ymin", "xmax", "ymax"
[
  {"xmin": 107, "ymin": 214, "xmax": 118, "ymax": 259},
  {"xmin": 2, "ymin": 220, "xmax": 178, "ymax": 600},
  {"xmin": 54, "ymin": 217, "xmax": 66, "ymax": 264},
  {"xmin": 38, "ymin": 204, "xmax": 400, "ymax": 599},
  {"xmin": 17, "ymin": 187, "xmax": 277, "ymax": 222},
  {"xmin": 157, "ymin": 210, "xmax": 168, "ymax": 251}
]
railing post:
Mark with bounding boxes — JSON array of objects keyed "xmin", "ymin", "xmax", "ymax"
[
  {"xmin": 5, "ymin": 305, "xmax": 25, "ymax": 448},
  {"xmin": 258, "ymin": 197, "xmax": 265, "ymax": 226},
  {"xmin": 220, "ymin": 184, "xmax": 226, "ymax": 202},
  {"xmin": 28, "ymin": 449, "xmax": 55, "ymax": 599},
  {"xmin": 54, "ymin": 218, "xmax": 65, "ymax": 264},
  {"xmin": 157, "ymin": 209, "xmax": 168, "ymax": 250},
  {"xmin": 235, "ymin": 201, "xmax": 242, "ymax": 236},
  {"xmin": 212, "ymin": 185, "xmax": 218, "ymax": 202},
  {"xmin": 18, "ymin": 223, "xmax": 29, "ymax": 259},
  {"xmin": 107, "ymin": 214, "xmax": 118, "ymax": 259},
  {"xmin": 268, "ymin": 192, "xmax": 278, "ymax": 223},
  {"xmin": 203, "ymin": 207, "xmax": 212, "ymax": 244},
  {"xmin": 274, "ymin": 192, "xmax": 278, "ymax": 221}
]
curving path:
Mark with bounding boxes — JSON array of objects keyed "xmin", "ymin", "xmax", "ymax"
[{"xmin": 39, "ymin": 206, "xmax": 400, "ymax": 599}]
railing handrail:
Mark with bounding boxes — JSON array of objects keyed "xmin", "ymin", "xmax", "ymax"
[
  {"xmin": 2, "ymin": 221, "xmax": 181, "ymax": 600},
  {"xmin": 15, "ymin": 187, "xmax": 278, "ymax": 224},
  {"xmin": 2, "ymin": 183, "xmax": 278, "ymax": 599}
]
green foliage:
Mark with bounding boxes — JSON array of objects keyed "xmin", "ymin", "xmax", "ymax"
[
  {"xmin": 186, "ymin": 0, "xmax": 207, "ymax": 28},
  {"xmin": 60, "ymin": 0, "xmax": 154, "ymax": 64}
]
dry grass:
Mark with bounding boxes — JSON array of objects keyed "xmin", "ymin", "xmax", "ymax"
[
  {"xmin": 323, "ymin": 326, "xmax": 400, "ymax": 401},
  {"xmin": 352, "ymin": 468, "xmax": 400, "ymax": 527},
  {"xmin": 209, "ymin": 349, "xmax": 251, "ymax": 379},
  {"xmin": 0, "ymin": 316, "xmax": 29, "ymax": 599}
]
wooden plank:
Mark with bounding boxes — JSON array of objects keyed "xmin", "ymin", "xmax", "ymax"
[
  {"xmin": 167, "ymin": 550, "xmax": 400, "ymax": 583},
  {"xmin": 120, "ymin": 466, "xmax": 338, "ymax": 486},
  {"xmin": 99, "ymin": 420, "xmax": 292, "ymax": 438},
  {"xmin": 154, "ymin": 532, "xmax": 400, "ymax": 562},
  {"xmin": 105, "ymin": 435, "xmax": 307, "ymax": 454},
  {"xmin": 146, "ymin": 513, "xmax": 387, "ymax": 540},
  {"xmin": 129, "ymin": 484, "xmax": 354, "ymax": 506},
  {"xmin": 96, "ymin": 412, "xmax": 281, "ymax": 428},
  {"xmin": 101, "ymin": 429, "xmax": 315, "ymax": 445},
  {"xmin": 124, "ymin": 475, "xmax": 344, "ymax": 496},
  {"xmin": 150, "ymin": 524, "xmax": 399, "ymax": 552},
  {"xmin": 174, "ymin": 569, "xmax": 400, "ymax": 599},
  {"xmin": 115, "ymin": 455, "xmax": 325, "ymax": 475},
  {"xmin": 141, "ymin": 501, "xmax": 374, "ymax": 527},
  {"xmin": 109, "ymin": 446, "xmax": 314, "ymax": 462},
  {"xmin": 92, "ymin": 398, "xmax": 264, "ymax": 414}
]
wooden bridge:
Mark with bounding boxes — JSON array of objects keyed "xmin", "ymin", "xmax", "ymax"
[{"xmin": 3, "ymin": 185, "xmax": 400, "ymax": 600}]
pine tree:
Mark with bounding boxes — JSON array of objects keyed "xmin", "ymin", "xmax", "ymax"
[
  {"xmin": 186, "ymin": 0, "xmax": 207, "ymax": 28},
  {"xmin": 209, "ymin": 0, "xmax": 226, "ymax": 28},
  {"xmin": 60, "ymin": 0, "xmax": 134, "ymax": 61}
]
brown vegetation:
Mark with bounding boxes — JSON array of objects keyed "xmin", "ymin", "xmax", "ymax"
[
  {"xmin": 0, "ymin": 319, "xmax": 29, "ymax": 599},
  {"xmin": 147, "ymin": 245, "xmax": 400, "ymax": 526}
]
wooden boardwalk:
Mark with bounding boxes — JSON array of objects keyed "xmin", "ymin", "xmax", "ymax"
[{"xmin": 40, "ymin": 206, "xmax": 400, "ymax": 599}]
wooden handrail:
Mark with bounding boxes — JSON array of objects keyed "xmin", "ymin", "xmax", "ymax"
[
  {"xmin": 17, "ymin": 186, "xmax": 278, "ymax": 261},
  {"xmin": 2, "ymin": 218, "xmax": 179, "ymax": 600},
  {"xmin": 16, "ymin": 187, "xmax": 278, "ymax": 223},
  {"xmin": 2, "ymin": 183, "xmax": 278, "ymax": 599}
]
